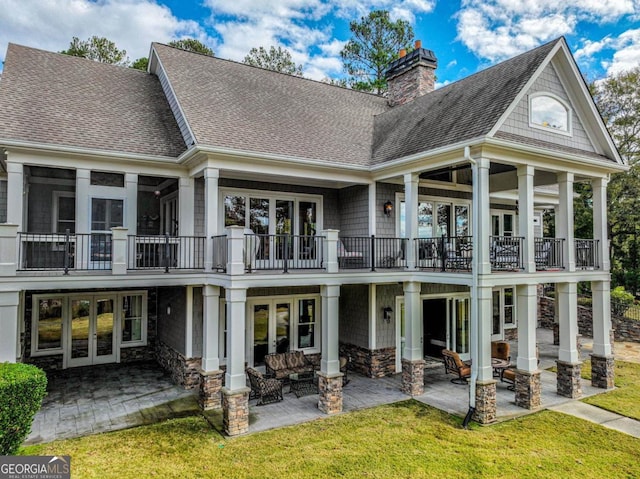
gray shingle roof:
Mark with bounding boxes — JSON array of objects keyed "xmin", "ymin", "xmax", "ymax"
[
  {"xmin": 371, "ymin": 39, "xmax": 559, "ymax": 165},
  {"xmin": 153, "ymin": 43, "xmax": 388, "ymax": 166},
  {"xmin": 0, "ymin": 44, "xmax": 185, "ymax": 158}
]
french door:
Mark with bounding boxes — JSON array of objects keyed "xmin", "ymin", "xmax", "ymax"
[
  {"xmin": 68, "ymin": 295, "xmax": 117, "ymax": 367},
  {"xmin": 250, "ymin": 300, "xmax": 292, "ymax": 366}
]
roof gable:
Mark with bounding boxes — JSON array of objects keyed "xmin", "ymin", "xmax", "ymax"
[
  {"xmin": 0, "ymin": 44, "xmax": 186, "ymax": 158},
  {"xmin": 371, "ymin": 39, "xmax": 558, "ymax": 165},
  {"xmin": 151, "ymin": 43, "xmax": 388, "ymax": 167}
]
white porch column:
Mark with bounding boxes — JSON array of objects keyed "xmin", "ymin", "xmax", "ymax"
[
  {"xmin": 76, "ymin": 169, "xmax": 91, "ymax": 235},
  {"xmin": 125, "ymin": 173, "xmax": 138, "ymax": 235},
  {"xmin": 368, "ymin": 182, "xmax": 377, "ymax": 236},
  {"xmin": 110, "ymin": 227, "xmax": 128, "ymax": 275},
  {"xmin": 592, "ymin": 177, "xmax": 609, "ymax": 271},
  {"xmin": 204, "ymin": 167, "xmax": 219, "ymax": 271},
  {"xmin": 185, "ymin": 285, "xmax": 194, "ymax": 358},
  {"xmin": 224, "ymin": 287, "xmax": 247, "ymax": 391},
  {"xmin": 368, "ymin": 284, "xmax": 377, "ymax": 350},
  {"xmin": 202, "ymin": 285, "xmax": 221, "ymax": 371},
  {"xmin": 322, "ymin": 229, "xmax": 339, "ymax": 273},
  {"xmin": 557, "ymin": 172, "xmax": 575, "ymax": 272},
  {"xmin": 0, "ymin": 291, "xmax": 20, "ymax": 362},
  {"xmin": 476, "ymin": 285, "xmax": 494, "ymax": 381},
  {"xmin": 476, "ymin": 158, "xmax": 491, "ymax": 274},
  {"xmin": 227, "ymin": 226, "xmax": 246, "ymax": 275},
  {"xmin": 404, "ymin": 173, "xmax": 418, "ymax": 270},
  {"xmin": 179, "ymin": 176, "xmax": 195, "ymax": 237},
  {"xmin": 0, "ymin": 224, "xmax": 18, "ymax": 276},
  {"xmin": 592, "ymin": 280, "xmax": 612, "ymax": 357},
  {"xmin": 557, "ymin": 281, "xmax": 579, "ymax": 363},
  {"xmin": 402, "ymin": 281, "xmax": 421, "ymax": 361},
  {"xmin": 320, "ymin": 284, "xmax": 340, "ymax": 375},
  {"xmin": 6, "ymin": 161, "xmax": 24, "ymax": 230},
  {"xmin": 518, "ymin": 165, "xmax": 536, "ymax": 273},
  {"xmin": 516, "ymin": 284, "xmax": 538, "ymax": 371}
]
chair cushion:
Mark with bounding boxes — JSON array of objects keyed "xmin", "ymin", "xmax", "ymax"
[
  {"xmin": 265, "ymin": 353, "xmax": 288, "ymax": 371},
  {"xmin": 286, "ymin": 350, "xmax": 307, "ymax": 369}
]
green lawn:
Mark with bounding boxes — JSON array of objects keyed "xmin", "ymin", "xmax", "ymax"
[
  {"xmin": 581, "ymin": 360, "xmax": 640, "ymax": 421},
  {"xmin": 23, "ymin": 400, "xmax": 640, "ymax": 479}
]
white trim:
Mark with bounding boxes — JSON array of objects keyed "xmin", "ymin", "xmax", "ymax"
[{"xmin": 52, "ymin": 191, "xmax": 76, "ymax": 233}]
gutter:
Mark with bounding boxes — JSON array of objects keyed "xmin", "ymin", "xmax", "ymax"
[{"xmin": 463, "ymin": 145, "xmax": 478, "ymax": 427}]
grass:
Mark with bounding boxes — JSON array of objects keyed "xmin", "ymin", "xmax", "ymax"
[
  {"xmin": 22, "ymin": 400, "xmax": 640, "ymax": 479},
  {"xmin": 581, "ymin": 360, "xmax": 640, "ymax": 421}
]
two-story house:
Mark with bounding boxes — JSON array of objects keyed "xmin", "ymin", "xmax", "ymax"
[{"xmin": 0, "ymin": 37, "xmax": 624, "ymax": 435}]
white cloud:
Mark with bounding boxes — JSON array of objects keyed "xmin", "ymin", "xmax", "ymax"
[
  {"xmin": 0, "ymin": 0, "xmax": 214, "ymax": 65},
  {"xmin": 456, "ymin": 1, "xmax": 638, "ymax": 63},
  {"xmin": 603, "ymin": 28, "xmax": 640, "ymax": 75},
  {"xmin": 574, "ymin": 36, "xmax": 613, "ymax": 60}
]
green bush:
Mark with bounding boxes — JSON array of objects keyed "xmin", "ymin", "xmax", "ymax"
[
  {"xmin": 0, "ymin": 362, "xmax": 47, "ymax": 455},
  {"xmin": 611, "ymin": 286, "xmax": 635, "ymax": 316}
]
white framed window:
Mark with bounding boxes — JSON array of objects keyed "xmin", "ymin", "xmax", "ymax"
[
  {"xmin": 492, "ymin": 287, "xmax": 517, "ymax": 331},
  {"xmin": 398, "ymin": 194, "xmax": 471, "ymax": 238},
  {"xmin": 32, "ymin": 296, "xmax": 65, "ymax": 355},
  {"xmin": 120, "ymin": 292, "xmax": 148, "ymax": 347},
  {"xmin": 529, "ymin": 93, "xmax": 572, "ymax": 136},
  {"xmin": 491, "ymin": 210, "xmax": 517, "ymax": 237}
]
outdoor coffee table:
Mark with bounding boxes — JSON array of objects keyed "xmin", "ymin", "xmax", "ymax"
[
  {"xmin": 289, "ymin": 371, "xmax": 318, "ymax": 398},
  {"xmin": 491, "ymin": 358, "xmax": 510, "ymax": 379}
]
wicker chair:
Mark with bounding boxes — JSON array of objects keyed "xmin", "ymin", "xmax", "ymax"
[
  {"xmin": 246, "ymin": 368, "xmax": 283, "ymax": 406},
  {"xmin": 442, "ymin": 349, "xmax": 471, "ymax": 384}
]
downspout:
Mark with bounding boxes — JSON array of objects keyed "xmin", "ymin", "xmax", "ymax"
[{"xmin": 463, "ymin": 145, "xmax": 478, "ymax": 428}]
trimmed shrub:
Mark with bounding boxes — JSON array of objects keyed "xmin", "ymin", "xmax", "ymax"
[
  {"xmin": 0, "ymin": 362, "xmax": 47, "ymax": 455},
  {"xmin": 611, "ymin": 286, "xmax": 635, "ymax": 317}
]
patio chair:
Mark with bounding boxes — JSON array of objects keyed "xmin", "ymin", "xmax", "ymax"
[
  {"xmin": 441, "ymin": 349, "xmax": 471, "ymax": 385},
  {"xmin": 246, "ymin": 368, "xmax": 283, "ymax": 406},
  {"xmin": 337, "ymin": 239, "xmax": 364, "ymax": 268},
  {"xmin": 340, "ymin": 356, "xmax": 350, "ymax": 386},
  {"xmin": 501, "ymin": 368, "xmax": 516, "ymax": 391},
  {"xmin": 535, "ymin": 239, "xmax": 552, "ymax": 270},
  {"xmin": 491, "ymin": 341, "xmax": 511, "ymax": 362}
]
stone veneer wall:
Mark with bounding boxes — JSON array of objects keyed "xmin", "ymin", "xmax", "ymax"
[
  {"xmin": 339, "ymin": 343, "xmax": 396, "ymax": 377},
  {"xmin": 155, "ymin": 340, "xmax": 202, "ymax": 389}
]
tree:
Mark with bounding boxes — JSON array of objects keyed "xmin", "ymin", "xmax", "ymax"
[
  {"xmin": 60, "ymin": 36, "xmax": 129, "ymax": 66},
  {"xmin": 340, "ymin": 10, "xmax": 414, "ymax": 94},
  {"xmin": 168, "ymin": 39, "xmax": 214, "ymax": 56},
  {"xmin": 131, "ymin": 57, "xmax": 149, "ymax": 71},
  {"xmin": 591, "ymin": 67, "xmax": 640, "ymax": 292},
  {"xmin": 243, "ymin": 46, "xmax": 303, "ymax": 76}
]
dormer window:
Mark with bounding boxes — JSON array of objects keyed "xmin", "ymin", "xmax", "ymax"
[{"xmin": 529, "ymin": 93, "xmax": 571, "ymax": 135}]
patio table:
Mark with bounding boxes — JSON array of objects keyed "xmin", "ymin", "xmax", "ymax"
[
  {"xmin": 289, "ymin": 371, "xmax": 318, "ymax": 398},
  {"xmin": 491, "ymin": 357, "xmax": 510, "ymax": 380}
]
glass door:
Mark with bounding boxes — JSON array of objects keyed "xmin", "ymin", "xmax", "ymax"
[
  {"xmin": 251, "ymin": 301, "xmax": 292, "ymax": 366},
  {"xmin": 67, "ymin": 295, "xmax": 116, "ymax": 367}
]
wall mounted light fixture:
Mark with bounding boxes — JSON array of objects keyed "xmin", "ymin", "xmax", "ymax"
[
  {"xmin": 383, "ymin": 306, "xmax": 393, "ymax": 323},
  {"xmin": 166, "ymin": 304, "xmax": 172, "ymax": 316},
  {"xmin": 383, "ymin": 200, "xmax": 393, "ymax": 217}
]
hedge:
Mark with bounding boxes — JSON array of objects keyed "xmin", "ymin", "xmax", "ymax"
[{"xmin": 0, "ymin": 362, "xmax": 47, "ymax": 455}]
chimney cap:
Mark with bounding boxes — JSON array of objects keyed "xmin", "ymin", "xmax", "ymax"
[{"xmin": 384, "ymin": 46, "xmax": 437, "ymax": 80}]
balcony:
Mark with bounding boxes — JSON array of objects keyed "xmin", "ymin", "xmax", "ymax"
[{"xmin": 4, "ymin": 226, "xmax": 603, "ymax": 278}]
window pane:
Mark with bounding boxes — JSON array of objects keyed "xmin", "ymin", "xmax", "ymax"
[
  {"xmin": 437, "ymin": 204, "xmax": 450, "ymax": 237},
  {"xmin": 504, "ymin": 288, "xmax": 514, "ymax": 324},
  {"xmin": 298, "ymin": 299, "xmax": 315, "ymax": 348},
  {"xmin": 492, "ymin": 291, "xmax": 501, "ymax": 335},
  {"xmin": 455, "ymin": 205, "xmax": 469, "ymax": 237},
  {"xmin": 122, "ymin": 295, "xmax": 143, "ymax": 342},
  {"xmin": 58, "ymin": 196, "xmax": 75, "ymax": 221},
  {"xmin": 492, "ymin": 215, "xmax": 500, "ymax": 236},
  {"xmin": 276, "ymin": 200, "xmax": 293, "ymax": 234},
  {"xmin": 531, "ymin": 96, "xmax": 568, "ymax": 132},
  {"xmin": 91, "ymin": 171, "xmax": 125, "ymax": 187},
  {"xmin": 399, "ymin": 201, "xmax": 406, "ymax": 237},
  {"xmin": 224, "ymin": 196, "xmax": 245, "ymax": 227},
  {"xmin": 37, "ymin": 298, "xmax": 63, "ymax": 350},
  {"xmin": 109, "ymin": 200, "xmax": 123, "ymax": 227},
  {"xmin": 249, "ymin": 198, "xmax": 269, "ymax": 235},
  {"xmin": 275, "ymin": 303, "xmax": 290, "ymax": 353},
  {"xmin": 299, "ymin": 202, "xmax": 317, "ymax": 236},
  {"xmin": 418, "ymin": 202, "xmax": 433, "ymax": 237},
  {"xmin": 504, "ymin": 214, "xmax": 513, "ymax": 236},
  {"xmin": 91, "ymin": 199, "xmax": 106, "ymax": 230}
]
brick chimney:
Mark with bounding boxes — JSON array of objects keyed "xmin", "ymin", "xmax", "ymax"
[{"xmin": 385, "ymin": 40, "xmax": 437, "ymax": 107}]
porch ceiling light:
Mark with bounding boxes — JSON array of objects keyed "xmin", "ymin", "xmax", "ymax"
[{"xmin": 383, "ymin": 200, "xmax": 393, "ymax": 217}]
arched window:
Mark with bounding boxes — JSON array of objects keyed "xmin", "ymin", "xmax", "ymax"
[{"xmin": 530, "ymin": 94, "xmax": 570, "ymax": 134}]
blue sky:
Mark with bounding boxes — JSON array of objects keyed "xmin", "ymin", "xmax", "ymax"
[{"xmin": 0, "ymin": 1, "xmax": 638, "ymax": 85}]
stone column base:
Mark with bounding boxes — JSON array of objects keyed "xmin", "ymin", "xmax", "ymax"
[
  {"xmin": 514, "ymin": 370, "xmax": 541, "ymax": 409},
  {"xmin": 318, "ymin": 372, "xmax": 343, "ymax": 415},
  {"xmin": 590, "ymin": 354, "xmax": 615, "ymax": 389},
  {"xmin": 199, "ymin": 369, "xmax": 223, "ymax": 410},
  {"xmin": 473, "ymin": 380, "xmax": 497, "ymax": 424},
  {"xmin": 401, "ymin": 358, "xmax": 425, "ymax": 396},
  {"xmin": 556, "ymin": 360, "xmax": 582, "ymax": 398},
  {"xmin": 222, "ymin": 387, "xmax": 250, "ymax": 436}
]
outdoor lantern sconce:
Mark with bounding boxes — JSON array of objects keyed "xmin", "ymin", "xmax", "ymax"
[
  {"xmin": 383, "ymin": 306, "xmax": 393, "ymax": 323},
  {"xmin": 383, "ymin": 200, "xmax": 393, "ymax": 217},
  {"xmin": 166, "ymin": 304, "xmax": 171, "ymax": 316}
]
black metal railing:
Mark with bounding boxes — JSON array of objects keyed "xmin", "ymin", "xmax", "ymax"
[
  {"xmin": 211, "ymin": 235, "xmax": 228, "ymax": 272},
  {"xmin": 127, "ymin": 235, "xmax": 205, "ymax": 272},
  {"xmin": 17, "ymin": 231, "xmax": 112, "ymax": 273},
  {"xmin": 373, "ymin": 237, "xmax": 407, "ymax": 269},
  {"xmin": 490, "ymin": 236, "xmax": 524, "ymax": 271},
  {"xmin": 575, "ymin": 238, "xmax": 599, "ymax": 270},
  {"xmin": 244, "ymin": 234, "xmax": 324, "ymax": 272},
  {"xmin": 414, "ymin": 236, "xmax": 473, "ymax": 272},
  {"xmin": 337, "ymin": 236, "xmax": 408, "ymax": 271},
  {"xmin": 534, "ymin": 237, "xmax": 565, "ymax": 270}
]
